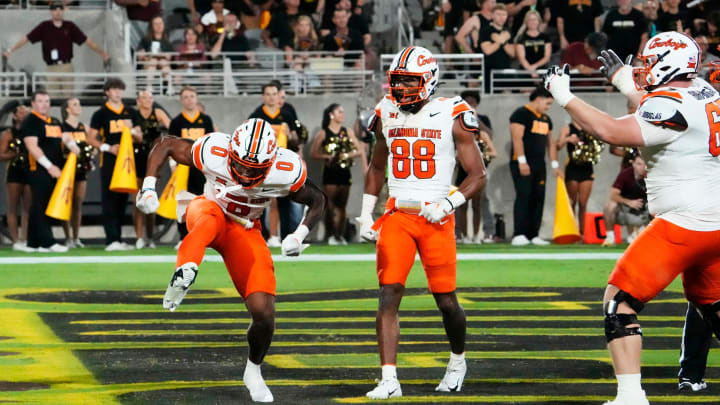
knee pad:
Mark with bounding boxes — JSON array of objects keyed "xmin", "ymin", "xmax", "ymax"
[
  {"xmin": 700, "ymin": 301, "xmax": 720, "ymax": 340},
  {"xmin": 604, "ymin": 289, "xmax": 644, "ymax": 343}
]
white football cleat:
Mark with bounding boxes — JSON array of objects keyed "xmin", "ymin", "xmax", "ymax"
[
  {"xmin": 511, "ymin": 235, "xmax": 530, "ymax": 246},
  {"xmin": 163, "ymin": 263, "xmax": 198, "ymax": 312},
  {"xmin": 243, "ymin": 363, "xmax": 274, "ymax": 402},
  {"xmin": 530, "ymin": 236, "xmax": 550, "ymax": 246},
  {"xmin": 366, "ymin": 378, "xmax": 402, "ymax": 399},
  {"xmin": 602, "ymin": 391, "xmax": 649, "ymax": 405},
  {"xmin": 436, "ymin": 357, "xmax": 467, "ymax": 392}
]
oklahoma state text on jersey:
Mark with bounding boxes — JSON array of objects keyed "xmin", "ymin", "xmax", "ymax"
[
  {"xmin": 375, "ymin": 95, "xmax": 472, "ymax": 202},
  {"xmin": 190, "ymin": 132, "xmax": 307, "ymax": 224}
]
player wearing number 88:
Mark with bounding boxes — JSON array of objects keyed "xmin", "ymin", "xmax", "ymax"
[
  {"xmin": 358, "ymin": 46, "xmax": 487, "ymax": 399},
  {"xmin": 543, "ymin": 31, "xmax": 720, "ymax": 405},
  {"xmin": 135, "ymin": 117, "xmax": 326, "ymax": 403}
]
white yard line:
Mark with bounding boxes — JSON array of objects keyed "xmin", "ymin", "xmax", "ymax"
[{"xmin": 0, "ymin": 252, "xmax": 622, "ymax": 265}]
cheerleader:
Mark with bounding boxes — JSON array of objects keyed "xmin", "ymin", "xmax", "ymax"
[{"xmin": 0, "ymin": 102, "xmax": 30, "ymax": 250}]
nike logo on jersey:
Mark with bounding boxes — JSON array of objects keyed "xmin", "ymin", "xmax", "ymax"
[{"xmin": 430, "ymin": 112, "xmax": 440, "ymax": 117}]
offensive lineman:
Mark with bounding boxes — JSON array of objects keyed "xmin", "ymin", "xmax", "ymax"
[
  {"xmin": 544, "ymin": 32, "xmax": 720, "ymax": 404},
  {"xmin": 357, "ymin": 46, "xmax": 487, "ymax": 399},
  {"xmin": 135, "ymin": 118, "xmax": 326, "ymax": 403}
]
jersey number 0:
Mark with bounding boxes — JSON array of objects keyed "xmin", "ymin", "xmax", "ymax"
[{"xmin": 391, "ymin": 139, "xmax": 436, "ymax": 179}]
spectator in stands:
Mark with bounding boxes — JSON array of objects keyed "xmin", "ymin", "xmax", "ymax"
[
  {"xmin": 556, "ymin": 0, "xmax": 603, "ymax": 49},
  {"xmin": 263, "ymin": 0, "xmax": 306, "ymax": 59},
  {"xmin": 602, "ymin": 154, "xmax": 649, "ymax": 246},
  {"xmin": 310, "ymin": 103, "xmax": 362, "ymax": 245},
  {"xmin": 59, "ymin": 97, "xmax": 90, "ymax": 249},
  {"xmin": 200, "ymin": 0, "xmax": 229, "ymax": 46},
  {"xmin": 322, "ymin": 7, "xmax": 365, "ymax": 68},
  {"xmin": 561, "ymin": 32, "xmax": 605, "ymax": 74},
  {"xmin": 187, "ymin": 0, "xmax": 213, "ymax": 26},
  {"xmin": 0, "ymin": 101, "xmax": 31, "ymax": 252},
  {"xmin": 136, "ymin": 15, "xmax": 174, "ymax": 76},
  {"xmin": 641, "ymin": 0, "xmax": 659, "ymax": 38},
  {"xmin": 480, "ymin": 4, "xmax": 515, "ymax": 93},
  {"xmin": 503, "ymin": 0, "xmax": 538, "ymax": 35},
  {"xmin": 210, "ymin": 13, "xmax": 258, "ymax": 66},
  {"xmin": 514, "ymin": 10, "xmax": 551, "ymax": 76},
  {"xmin": 175, "ymin": 28, "xmax": 207, "ymax": 71},
  {"xmin": 3, "ymin": 2, "xmax": 110, "ymax": 95},
  {"xmin": 455, "ymin": 0, "xmax": 495, "ymax": 54},
  {"xmin": 113, "ymin": 0, "xmax": 162, "ymax": 50},
  {"xmin": 22, "ymin": 90, "xmax": 73, "ymax": 253},
  {"xmin": 687, "ymin": 2, "xmax": 720, "ymax": 36},
  {"xmin": 695, "ymin": 11, "xmax": 720, "ymax": 59},
  {"xmin": 441, "ymin": 0, "xmax": 466, "ymax": 53},
  {"xmin": 656, "ymin": 0, "xmax": 686, "ymax": 33},
  {"xmin": 320, "ymin": 0, "xmax": 370, "ymax": 42},
  {"xmin": 87, "ymin": 78, "xmax": 142, "ymax": 251},
  {"xmin": 602, "ymin": 0, "xmax": 648, "ymax": 61},
  {"xmin": 697, "ymin": 35, "xmax": 720, "ymax": 67},
  {"xmin": 290, "ymin": 15, "xmax": 320, "ymax": 70}
]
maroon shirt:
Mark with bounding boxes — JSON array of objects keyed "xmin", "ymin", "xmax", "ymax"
[
  {"xmin": 612, "ymin": 166, "xmax": 646, "ymax": 200},
  {"xmin": 126, "ymin": 0, "xmax": 162, "ymax": 22},
  {"xmin": 27, "ymin": 20, "xmax": 87, "ymax": 65},
  {"xmin": 560, "ymin": 41, "xmax": 602, "ymax": 70}
]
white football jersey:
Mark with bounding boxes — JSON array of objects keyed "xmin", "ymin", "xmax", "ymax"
[
  {"xmin": 375, "ymin": 95, "xmax": 472, "ymax": 202},
  {"xmin": 634, "ymin": 78, "xmax": 720, "ymax": 231},
  {"xmin": 190, "ymin": 132, "xmax": 307, "ymax": 223}
]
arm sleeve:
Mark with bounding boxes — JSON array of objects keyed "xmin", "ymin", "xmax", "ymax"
[
  {"xmin": 69, "ymin": 22, "xmax": 88, "ymax": 45},
  {"xmin": 635, "ymin": 95, "xmax": 687, "ymax": 146},
  {"xmin": 90, "ymin": 110, "xmax": 102, "ymax": 131},
  {"xmin": 26, "ymin": 22, "xmax": 44, "ymax": 43},
  {"xmin": 509, "ymin": 108, "xmax": 525, "ymax": 124},
  {"xmin": 593, "ymin": 0, "xmax": 604, "ymax": 17},
  {"xmin": 168, "ymin": 118, "xmax": 180, "ymax": 136},
  {"xmin": 204, "ymin": 115, "xmax": 215, "ymax": 133},
  {"xmin": 130, "ymin": 108, "xmax": 141, "ymax": 126},
  {"xmin": 191, "ymin": 134, "xmax": 210, "ymax": 171},
  {"xmin": 289, "ymin": 159, "xmax": 308, "ymax": 192}
]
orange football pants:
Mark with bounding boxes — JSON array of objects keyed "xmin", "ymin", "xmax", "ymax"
[
  {"xmin": 608, "ymin": 218, "xmax": 720, "ymax": 306},
  {"xmin": 176, "ymin": 196, "xmax": 276, "ymax": 298},
  {"xmin": 376, "ymin": 210, "xmax": 457, "ymax": 293}
]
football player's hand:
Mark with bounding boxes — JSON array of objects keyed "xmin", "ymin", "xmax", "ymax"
[
  {"xmin": 421, "ymin": 198, "xmax": 454, "ymax": 223},
  {"xmin": 355, "ymin": 214, "xmax": 377, "ymax": 242},
  {"xmin": 598, "ymin": 50, "xmax": 636, "ymax": 95},
  {"xmin": 136, "ymin": 188, "xmax": 160, "ymax": 214},
  {"xmin": 281, "ymin": 233, "xmax": 303, "ymax": 256},
  {"xmin": 543, "ymin": 64, "xmax": 575, "ymax": 107},
  {"xmin": 519, "ymin": 162, "xmax": 531, "ymax": 176},
  {"xmin": 163, "ymin": 264, "xmax": 198, "ymax": 312}
]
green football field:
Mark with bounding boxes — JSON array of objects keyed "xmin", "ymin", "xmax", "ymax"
[{"xmin": 0, "ymin": 244, "xmax": 717, "ymax": 404}]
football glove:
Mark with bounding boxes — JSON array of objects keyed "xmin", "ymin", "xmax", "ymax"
[
  {"xmin": 281, "ymin": 224, "xmax": 309, "ymax": 256},
  {"xmin": 598, "ymin": 49, "xmax": 637, "ymax": 96},
  {"xmin": 136, "ymin": 188, "xmax": 160, "ymax": 214},
  {"xmin": 163, "ymin": 262, "xmax": 198, "ymax": 312},
  {"xmin": 421, "ymin": 198, "xmax": 454, "ymax": 223},
  {"xmin": 355, "ymin": 214, "xmax": 378, "ymax": 242},
  {"xmin": 543, "ymin": 64, "xmax": 575, "ymax": 107}
]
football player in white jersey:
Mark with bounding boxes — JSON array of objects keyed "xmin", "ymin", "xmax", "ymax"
[
  {"xmin": 136, "ymin": 118, "xmax": 326, "ymax": 403},
  {"xmin": 357, "ymin": 46, "xmax": 487, "ymax": 399},
  {"xmin": 545, "ymin": 31, "xmax": 720, "ymax": 405}
]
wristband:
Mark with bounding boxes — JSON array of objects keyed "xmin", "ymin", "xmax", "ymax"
[
  {"xmin": 551, "ymin": 160, "xmax": 560, "ymax": 169},
  {"xmin": 100, "ymin": 143, "xmax": 111, "ymax": 152},
  {"xmin": 292, "ymin": 224, "xmax": 310, "ymax": 242},
  {"xmin": 142, "ymin": 176, "xmax": 157, "ymax": 191},
  {"xmin": 361, "ymin": 193, "xmax": 378, "ymax": 218},
  {"xmin": 38, "ymin": 156, "xmax": 52, "ymax": 169},
  {"xmin": 517, "ymin": 155, "xmax": 527, "ymax": 164},
  {"xmin": 447, "ymin": 190, "xmax": 467, "ymax": 209}
]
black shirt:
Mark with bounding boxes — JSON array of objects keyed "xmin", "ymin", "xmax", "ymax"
[
  {"xmin": 322, "ymin": 28, "xmax": 365, "ymax": 55},
  {"xmin": 219, "ymin": 31, "xmax": 252, "ymax": 59},
  {"xmin": 602, "ymin": 8, "xmax": 647, "ymax": 61},
  {"xmin": 21, "ymin": 111, "xmax": 63, "ymax": 172},
  {"xmin": 479, "ymin": 24, "xmax": 512, "ymax": 70},
  {"xmin": 249, "ymin": 105, "xmax": 299, "ymax": 151},
  {"xmin": 137, "ymin": 108, "xmax": 165, "ymax": 147},
  {"xmin": 516, "ymin": 32, "xmax": 549, "ymax": 66},
  {"xmin": 61, "ymin": 121, "xmax": 87, "ymax": 144},
  {"xmin": 90, "ymin": 103, "xmax": 140, "ymax": 146},
  {"xmin": 655, "ymin": 9, "xmax": 687, "ymax": 33},
  {"xmin": 168, "ymin": 111, "xmax": 215, "ymax": 141},
  {"xmin": 267, "ymin": 11, "xmax": 304, "ymax": 49},
  {"xmin": 509, "ymin": 105, "xmax": 553, "ymax": 162},
  {"xmin": 137, "ymin": 37, "xmax": 174, "ymax": 54},
  {"xmin": 559, "ymin": 0, "xmax": 604, "ymax": 43}
]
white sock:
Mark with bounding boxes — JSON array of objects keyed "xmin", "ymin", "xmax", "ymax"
[
  {"xmin": 450, "ymin": 352, "xmax": 465, "ymax": 362},
  {"xmin": 616, "ymin": 373, "xmax": 642, "ymax": 394},
  {"xmin": 606, "ymin": 230, "xmax": 615, "ymax": 242},
  {"xmin": 246, "ymin": 359, "xmax": 262, "ymax": 376},
  {"xmin": 381, "ymin": 364, "xmax": 397, "ymax": 380}
]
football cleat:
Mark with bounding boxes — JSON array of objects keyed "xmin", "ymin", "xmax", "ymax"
[
  {"xmin": 436, "ymin": 358, "xmax": 466, "ymax": 392},
  {"xmin": 602, "ymin": 391, "xmax": 649, "ymax": 405},
  {"xmin": 163, "ymin": 262, "xmax": 198, "ymax": 312},
  {"xmin": 678, "ymin": 377, "xmax": 708, "ymax": 392},
  {"xmin": 366, "ymin": 378, "xmax": 402, "ymax": 399},
  {"xmin": 243, "ymin": 364, "xmax": 274, "ymax": 402}
]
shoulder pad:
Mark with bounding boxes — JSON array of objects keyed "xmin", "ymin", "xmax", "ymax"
[
  {"xmin": 450, "ymin": 99, "xmax": 473, "ymax": 118},
  {"xmin": 458, "ymin": 110, "xmax": 479, "ymax": 132},
  {"xmin": 637, "ymin": 96, "xmax": 688, "ymax": 131}
]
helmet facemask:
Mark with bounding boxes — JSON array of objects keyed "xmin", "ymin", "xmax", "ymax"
[
  {"xmin": 388, "ymin": 72, "xmax": 428, "ymax": 113},
  {"xmin": 228, "ymin": 150, "xmax": 275, "ymax": 188}
]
